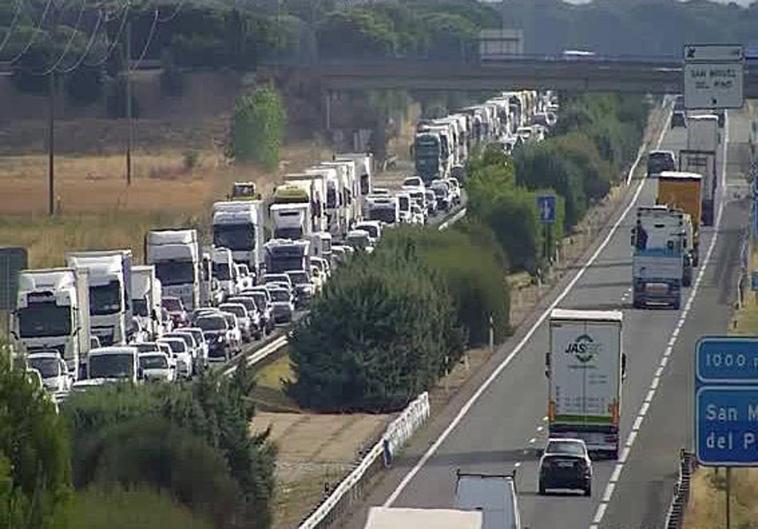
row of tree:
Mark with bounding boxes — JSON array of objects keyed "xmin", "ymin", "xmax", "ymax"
[
  {"xmin": 289, "ymin": 221, "xmax": 510, "ymax": 413},
  {"xmin": 468, "ymin": 93, "xmax": 650, "ymax": 274},
  {"xmin": 0, "ymin": 347, "xmax": 275, "ymax": 529}
]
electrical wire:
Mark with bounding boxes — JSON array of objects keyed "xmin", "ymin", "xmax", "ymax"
[
  {"xmin": 57, "ymin": 8, "xmax": 104, "ymax": 74},
  {"xmin": 8, "ymin": 0, "xmax": 55, "ymax": 64},
  {"xmin": 83, "ymin": 0, "xmax": 130, "ymax": 67},
  {"xmin": 40, "ymin": 0, "xmax": 90, "ymax": 75},
  {"xmin": 129, "ymin": 7, "xmax": 158, "ymax": 72},
  {"xmin": 0, "ymin": 0, "xmax": 24, "ymax": 55},
  {"xmin": 158, "ymin": 0, "xmax": 186, "ymax": 23}
]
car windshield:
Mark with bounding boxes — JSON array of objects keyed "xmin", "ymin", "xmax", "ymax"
[
  {"xmin": 197, "ymin": 317, "xmax": 227, "ymax": 332},
  {"xmin": 89, "ymin": 353, "xmax": 134, "ymax": 379},
  {"xmin": 154, "ymin": 261, "xmax": 194, "ymax": 286},
  {"xmin": 220, "ymin": 305, "xmax": 245, "ymax": 318},
  {"xmin": 251, "ymin": 293, "xmax": 266, "ymax": 310},
  {"xmin": 230, "ymin": 298, "xmax": 256, "ymax": 312},
  {"xmin": 287, "ymin": 272, "xmax": 309, "ymax": 285},
  {"xmin": 135, "ymin": 343, "xmax": 159, "ymax": 353},
  {"xmin": 357, "ymin": 225, "xmax": 379, "ymax": 238},
  {"xmin": 133, "ymin": 298, "xmax": 148, "ymax": 317},
  {"xmin": 213, "ymin": 263, "xmax": 233, "ymax": 281},
  {"xmin": 28, "ymin": 357, "xmax": 60, "ymax": 378},
  {"xmin": 213, "ymin": 224, "xmax": 255, "ymax": 251},
  {"xmin": 270, "ymin": 290, "xmax": 289, "ymax": 302},
  {"xmin": 369, "ymin": 207, "xmax": 396, "ymax": 223},
  {"xmin": 17, "ymin": 302, "xmax": 71, "ymax": 338},
  {"xmin": 163, "ymin": 298, "xmax": 183, "ymax": 311},
  {"xmin": 546, "ymin": 440, "xmax": 586, "ymax": 456},
  {"xmin": 90, "ymin": 281, "xmax": 121, "ymax": 315},
  {"xmin": 166, "ymin": 334, "xmax": 193, "ymax": 348},
  {"xmin": 264, "ymin": 275, "xmax": 289, "ymax": 285},
  {"xmin": 274, "ymin": 227, "xmax": 303, "ymax": 240},
  {"xmin": 140, "ymin": 355, "xmax": 168, "ymax": 369},
  {"xmin": 160, "ymin": 340, "xmax": 186, "ymax": 353}
]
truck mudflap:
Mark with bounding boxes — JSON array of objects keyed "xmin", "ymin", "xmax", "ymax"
[{"xmin": 549, "ymin": 426, "xmax": 619, "ymax": 459}]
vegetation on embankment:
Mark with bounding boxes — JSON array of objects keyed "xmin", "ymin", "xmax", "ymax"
[{"xmin": 0, "ymin": 347, "xmax": 276, "ymax": 529}]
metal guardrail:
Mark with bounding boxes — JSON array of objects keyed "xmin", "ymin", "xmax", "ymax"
[
  {"xmin": 297, "ymin": 392, "xmax": 431, "ymax": 529},
  {"xmin": 664, "ymin": 449, "xmax": 696, "ymax": 529}
]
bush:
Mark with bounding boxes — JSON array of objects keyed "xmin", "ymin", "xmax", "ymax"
[
  {"xmin": 230, "ymin": 86, "xmax": 287, "ymax": 170},
  {"xmin": 0, "ymin": 352, "xmax": 72, "ymax": 528},
  {"xmin": 65, "ymin": 65, "xmax": 104, "ymax": 106},
  {"xmin": 62, "ymin": 366, "xmax": 275, "ymax": 529},
  {"xmin": 288, "ymin": 244, "xmax": 464, "ymax": 412},
  {"xmin": 105, "ymin": 77, "xmax": 140, "ymax": 119},
  {"xmin": 160, "ymin": 50, "xmax": 185, "ymax": 97},
  {"xmin": 70, "ymin": 484, "xmax": 213, "ymax": 529},
  {"xmin": 381, "ymin": 225, "xmax": 511, "ymax": 344}
]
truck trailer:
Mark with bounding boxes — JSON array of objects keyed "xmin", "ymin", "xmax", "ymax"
[
  {"xmin": 657, "ymin": 171, "xmax": 702, "ymax": 267},
  {"xmin": 684, "ymin": 114, "xmax": 719, "ymax": 226},
  {"xmin": 546, "ymin": 309, "xmax": 625, "ymax": 458}
]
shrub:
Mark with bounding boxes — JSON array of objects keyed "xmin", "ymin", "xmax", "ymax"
[
  {"xmin": 65, "ymin": 65, "xmax": 104, "ymax": 106},
  {"xmin": 105, "ymin": 76, "xmax": 140, "ymax": 119},
  {"xmin": 69, "ymin": 484, "xmax": 213, "ymax": 529},
  {"xmin": 230, "ymin": 86, "xmax": 287, "ymax": 170},
  {"xmin": 160, "ymin": 50, "xmax": 185, "ymax": 97},
  {"xmin": 288, "ymin": 245, "xmax": 464, "ymax": 412}
]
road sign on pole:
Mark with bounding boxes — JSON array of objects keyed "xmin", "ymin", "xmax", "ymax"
[
  {"xmin": 537, "ymin": 195, "xmax": 556, "ymax": 224},
  {"xmin": 683, "ymin": 44, "xmax": 744, "ymax": 111},
  {"xmin": 695, "ymin": 337, "xmax": 758, "ymax": 466}
]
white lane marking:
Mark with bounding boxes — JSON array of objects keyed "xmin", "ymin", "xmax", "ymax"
[
  {"xmin": 650, "ymin": 377, "xmax": 660, "ymax": 390},
  {"xmin": 383, "ymin": 132, "xmax": 656, "ymax": 506},
  {"xmin": 644, "ymin": 389, "xmax": 655, "ymax": 403},
  {"xmin": 602, "ymin": 483, "xmax": 616, "ymax": 502},
  {"xmin": 593, "ymin": 503, "xmax": 608, "ymax": 524},
  {"xmin": 631, "ymin": 415, "xmax": 644, "ymax": 431},
  {"xmin": 661, "ymin": 356, "xmax": 669, "ymax": 368},
  {"xmin": 609, "ymin": 463, "xmax": 623, "ymax": 483},
  {"xmin": 589, "ymin": 110, "xmax": 729, "ymax": 529},
  {"xmin": 654, "ymin": 366, "xmax": 663, "ymax": 378}
]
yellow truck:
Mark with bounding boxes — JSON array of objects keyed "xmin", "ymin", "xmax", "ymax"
[{"xmin": 656, "ymin": 171, "xmax": 702, "ymax": 266}]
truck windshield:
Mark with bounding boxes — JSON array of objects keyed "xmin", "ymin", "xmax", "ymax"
[
  {"xmin": 268, "ymin": 256, "xmax": 304, "ymax": 274},
  {"xmin": 90, "ymin": 281, "xmax": 121, "ymax": 316},
  {"xmin": 133, "ymin": 299, "xmax": 148, "ymax": 317},
  {"xmin": 212, "ymin": 263, "xmax": 232, "ymax": 281},
  {"xmin": 274, "ymin": 227, "xmax": 304, "ymax": 240},
  {"xmin": 154, "ymin": 261, "xmax": 194, "ymax": 286},
  {"xmin": 28, "ymin": 357, "xmax": 60, "ymax": 378},
  {"xmin": 369, "ymin": 208, "xmax": 396, "ymax": 224},
  {"xmin": 270, "ymin": 290, "xmax": 290, "ymax": 302},
  {"xmin": 648, "ymin": 154, "xmax": 674, "ymax": 174},
  {"xmin": 213, "ymin": 224, "xmax": 254, "ymax": 251},
  {"xmin": 17, "ymin": 303, "xmax": 71, "ymax": 338},
  {"xmin": 398, "ymin": 196, "xmax": 410, "ymax": 211},
  {"xmin": 327, "ymin": 185, "xmax": 337, "ymax": 208},
  {"xmin": 89, "ymin": 354, "xmax": 134, "ymax": 379},
  {"xmin": 287, "ymin": 272, "xmax": 309, "ymax": 285}
]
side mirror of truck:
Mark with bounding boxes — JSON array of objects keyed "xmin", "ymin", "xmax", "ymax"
[{"xmin": 622, "ymin": 353, "xmax": 628, "ymax": 380}]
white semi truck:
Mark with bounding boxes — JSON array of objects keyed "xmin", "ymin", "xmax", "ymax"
[
  {"xmin": 283, "ymin": 173, "xmax": 329, "ymax": 233},
  {"xmin": 211, "ymin": 200, "xmax": 265, "ymax": 281},
  {"xmin": 66, "ymin": 250, "xmax": 133, "ymax": 347},
  {"xmin": 14, "ymin": 267, "xmax": 91, "ymax": 378},
  {"xmin": 211, "ymin": 246, "xmax": 237, "ymax": 299},
  {"xmin": 263, "ymin": 239, "xmax": 311, "ymax": 275},
  {"xmin": 131, "ymin": 265, "xmax": 163, "ymax": 340},
  {"xmin": 546, "ymin": 309, "xmax": 625, "ymax": 458},
  {"xmin": 631, "ymin": 205, "xmax": 689, "ymax": 309},
  {"xmin": 145, "ymin": 229, "xmax": 200, "ymax": 310},
  {"xmin": 336, "ymin": 152, "xmax": 373, "ymax": 201},
  {"xmin": 682, "ymin": 114, "xmax": 719, "ymax": 226}
]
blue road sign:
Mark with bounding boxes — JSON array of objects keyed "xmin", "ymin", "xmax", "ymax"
[
  {"xmin": 696, "ymin": 387, "xmax": 758, "ymax": 466},
  {"xmin": 696, "ymin": 337, "xmax": 758, "ymax": 465},
  {"xmin": 537, "ymin": 195, "xmax": 556, "ymax": 223}
]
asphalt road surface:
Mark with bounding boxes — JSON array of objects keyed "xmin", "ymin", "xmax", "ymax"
[{"xmin": 342, "ymin": 107, "xmax": 752, "ymax": 529}]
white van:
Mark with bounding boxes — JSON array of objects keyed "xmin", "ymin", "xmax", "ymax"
[{"xmin": 454, "ymin": 471, "xmax": 522, "ymax": 529}]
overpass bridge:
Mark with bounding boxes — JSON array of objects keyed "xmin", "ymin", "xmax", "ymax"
[{"xmin": 264, "ymin": 56, "xmax": 758, "ymax": 97}]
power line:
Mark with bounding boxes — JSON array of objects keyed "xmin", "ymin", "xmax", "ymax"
[
  {"xmin": 84, "ymin": 1, "xmax": 131, "ymax": 67},
  {"xmin": 158, "ymin": 0, "xmax": 187, "ymax": 23},
  {"xmin": 129, "ymin": 7, "xmax": 158, "ymax": 72},
  {"xmin": 57, "ymin": 9, "xmax": 105, "ymax": 74},
  {"xmin": 0, "ymin": 0, "xmax": 24, "ymax": 55},
  {"xmin": 40, "ymin": 0, "xmax": 90, "ymax": 75},
  {"xmin": 8, "ymin": 0, "xmax": 55, "ymax": 65}
]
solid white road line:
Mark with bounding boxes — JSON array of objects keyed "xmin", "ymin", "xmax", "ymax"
[
  {"xmin": 589, "ymin": 110, "xmax": 730, "ymax": 529},
  {"xmin": 384, "ymin": 102, "xmax": 674, "ymax": 508}
]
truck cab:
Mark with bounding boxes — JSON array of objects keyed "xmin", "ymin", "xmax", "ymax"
[
  {"xmin": 454, "ymin": 470, "xmax": 522, "ymax": 529},
  {"xmin": 263, "ymin": 239, "xmax": 311, "ymax": 275},
  {"xmin": 212, "ymin": 200, "xmax": 265, "ymax": 280},
  {"xmin": 146, "ymin": 230, "xmax": 200, "ymax": 310},
  {"xmin": 66, "ymin": 251, "xmax": 133, "ymax": 347},
  {"xmin": 131, "ymin": 265, "xmax": 163, "ymax": 340},
  {"xmin": 211, "ymin": 247, "xmax": 237, "ymax": 300},
  {"xmin": 86, "ymin": 346, "xmax": 142, "ymax": 385},
  {"xmin": 270, "ymin": 201, "xmax": 311, "ymax": 241}
]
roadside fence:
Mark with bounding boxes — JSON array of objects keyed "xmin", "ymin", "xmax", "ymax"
[{"xmin": 664, "ymin": 449, "xmax": 696, "ymax": 529}]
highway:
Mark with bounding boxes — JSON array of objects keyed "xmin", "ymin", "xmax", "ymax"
[{"xmin": 341, "ymin": 107, "xmax": 752, "ymax": 529}]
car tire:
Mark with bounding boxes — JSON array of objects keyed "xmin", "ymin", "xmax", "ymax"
[
  {"xmin": 538, "ymin": 480, "xmax": 546, "ymax": 495},
  {"xmin": 584, "ymin": 483, "xmax": 592, "ymax": 497}
]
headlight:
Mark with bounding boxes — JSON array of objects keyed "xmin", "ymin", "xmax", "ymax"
[{"xmin": 217, "ymin": 336, "xmax": 225, "ymax": 343}]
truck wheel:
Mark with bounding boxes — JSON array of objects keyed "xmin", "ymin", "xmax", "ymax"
[
  {"xmin": 584, "ymin": 484, "xmax": 592, "ymax": 497},
  {"xmin": 673, "ymin": 300, "xmax": 681, "ymax": 310}
]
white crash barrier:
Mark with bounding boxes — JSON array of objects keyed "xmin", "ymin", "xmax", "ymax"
[{"xmin": 298, "ymin": 391, "xmax": 431, "ymax": 529}]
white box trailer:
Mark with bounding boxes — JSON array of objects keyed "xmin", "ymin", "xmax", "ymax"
[
  {"xmin": 131, "ymin": 265, "xmax": 163, "ymax": 340},
  {"xmin": 685, "ymin": 114, "xmax": 719, "ymax": 226},
  {"xmin": 145, "ymin": 229, "xmax": 200, "ymax": 310},
  {"xmin": 454, "ymin": 471, "xmax": 522, "ymax": 529},
  {"xmin": 364, "ymin": 507, "xmax": 482, "ymax": 529},
  {"xmin": 546, "ymin": 309, "xmax": 624, "ymax": 458}
]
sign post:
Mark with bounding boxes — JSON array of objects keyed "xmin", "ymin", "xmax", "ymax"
[
  {"xmin": 537, "ymin": 194, "xmax": 556, "ymax": 264},
  {"xmin": 683, "ymin": 44, "xmax": 744, "ymax": 111},
  {"xmin": 695, "ymin": 337, "xmax": 758, "ymax": 528}
]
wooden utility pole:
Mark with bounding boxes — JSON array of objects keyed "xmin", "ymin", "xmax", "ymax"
[
  {"xmin": 125, "ymin": 19, "xmax": 133, "ymax": 186},
  {"xmin": 48, "ymin": 72, "xmax": 55, "ymax": 216}
]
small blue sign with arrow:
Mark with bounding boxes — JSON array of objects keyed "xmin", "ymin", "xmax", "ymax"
[{"xmin": 537, "ymin": 195, "xmax": 556, "ymax": 224}]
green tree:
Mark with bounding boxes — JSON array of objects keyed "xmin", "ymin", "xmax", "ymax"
[
  {"xmin": 230, "ymin": 86, "xmax": 287, "ymax": 171},
  {"xmin": 0, "ymin": 353, "xmax": 72, "ymax": 529}
]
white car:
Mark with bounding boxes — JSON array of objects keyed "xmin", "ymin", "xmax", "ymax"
[
  {"xmin": 182, "ymin": 327, "xmax": 210, "ymax": 369},
  {"xmin": 345, "ymin": 229, "xmax": 374, "ymax": 253},
  {"xmin": 445, "ymin": 177, "xmax": 462, "ymax": 205},
  {"xmin": 410, "ymin": 204, "xmax": 425, "ymax": 225},
  {"xmin": 164, "ymin": 331, "xmax": 201, "ymax": 369},
  {"xmin": 402, "ymin": 176, "xmax": 425, "ymax": 190},
  {"xmin": 235, "ymin": 263, "xmax": 255, "ymax": 291},
  {"xmin": 354, "ymin": 221, "xmax": 382, "ymax": 245},
  {"xmin": 219, "ymin": 302, "xmax": 253, "ymax": 343},
  {"xmin": 268, "ymin": 286, "xmax": 295, "ymax": 325},
  {"xmin": 262, "ymin": 273, "xmax": 294, "ymax": 295},
  {"xmin": 221, "ymin": 312, "xmax": 243, "ymax": 353},
  {"xmin": 310, "ymin": 256, "xmax": 331, "ymax": 280},
  {"xmin": 156, "ymin": 337, "xmax": 193, "ymax": 379},
  {"xmin": 27, "ymin": 352, "xmax": 71, "ymax": 393},
  {"xmin": 138, "ymin": 352, "xmax": 176, "ymax": 383}
]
